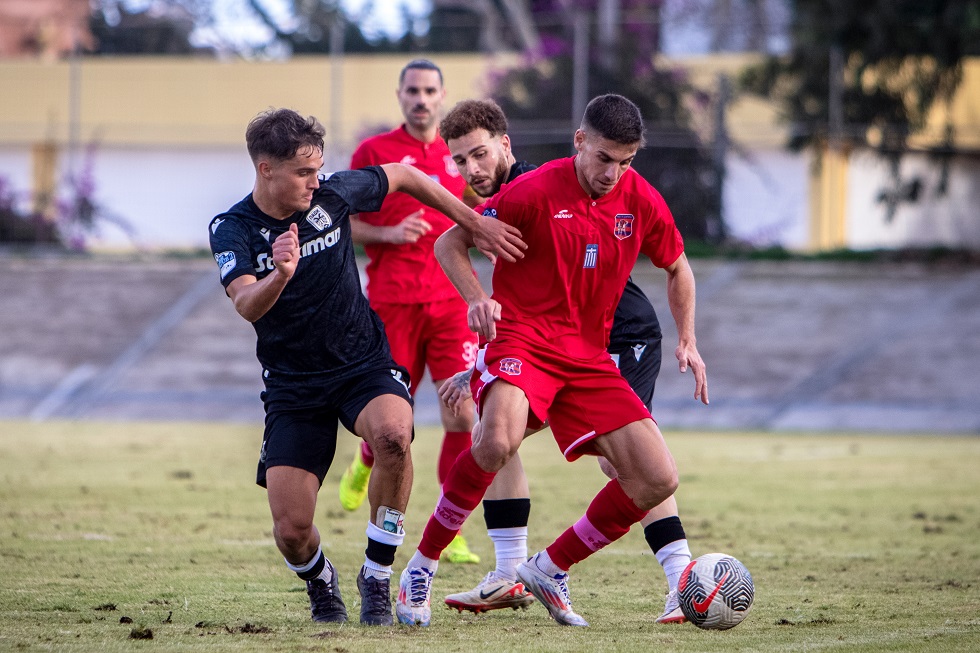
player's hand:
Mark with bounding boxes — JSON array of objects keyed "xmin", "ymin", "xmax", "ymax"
[
  {"xmin": 438, "ymin": 369, "xmax": 474, "ymax": 416},
  {"xmin": 388, "ymin": 210, "xmax": 432, "ymax": 244},
  {"xmin": 676, "ymin": 341, "xmax": 709, "ymax": 405},
  {"xmin": 272, "ymin": 223, "xmax": 300, "ymax": 279},
  {"xmin": 468, "ymin": 297, "xmax": 502, "ymax": 341},
  {"xmin": 470, "ymin": 216, "xmax": 526, "ymax": 264}
]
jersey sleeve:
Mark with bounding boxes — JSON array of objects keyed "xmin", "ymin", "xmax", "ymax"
[
  {"xmin": 208, "ymin": 215, "xmax": 254, "ymax": 288},
  {"xmin": 321, "ymin": 166, "xmax": 389, "ymax": 215},
  {"xmin": 639, "ymin": 189, "xmax": 685, "ymax": 269}
]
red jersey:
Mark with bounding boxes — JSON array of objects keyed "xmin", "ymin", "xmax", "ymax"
[
  {"xmin": 350, "ymin": 125, "xmax": 467, "ymax": 304},
  {"xmin": 480, "ymin": 156, "xmax": 684, "ymax": 360}
]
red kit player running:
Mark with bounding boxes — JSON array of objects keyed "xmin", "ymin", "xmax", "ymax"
[{"xmin": 396, "ymin": 94, "xmax": 708, "ymax": 627}]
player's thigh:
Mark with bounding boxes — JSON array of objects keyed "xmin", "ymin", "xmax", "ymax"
[
  {"xmin": 592, "ymin": 419, "xmax": 677, "ymax": 508},
  {"xmin": 471, "ymin": 380, "xmax": 531, "ymax": 470},
  {"xmin": 258, "ymin": 406, "xmax": 340, "ymax": 488},
  {"xmin": 343, "ymin": 366, "xmax": 415, "ymax": 455},
  {"xmin": 422, "ymin": 296, "xmax": 478, "ymax": 382}
]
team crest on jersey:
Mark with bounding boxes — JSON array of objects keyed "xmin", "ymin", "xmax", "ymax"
[
  {"xmin": 498, "ymin": 357, "xmax": 523, "ymax": 376},
  {"xmin": 583, "ymin": 243, "xmax": 598, "ymax": 268},
  {"xmin": 444, "ymin": 155, "xmax": 460, "ymax": 177},
  {"xmin": 482, "ymin": 208, "xmax": 497, "ymax": 218},
  {"xmin": 613, "ymin": 214, "xmax": 635, "ymax": 240},
  {"xmin": 215, "ymin": 250, "xmax": 237, "ymax": 279},
  {"xmin": 400, "ymin": 154, "xmax": 417, "ymax": 165},
  {"xmin": 306, "ymin": 205, "xmax": 332, "ymax": 231}
]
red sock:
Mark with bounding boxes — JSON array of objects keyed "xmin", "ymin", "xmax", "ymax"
[
  {"xmin": 418, "ymin": 449, "xmax": 496, "ymax": 560},
  {"xmin": 359, "ymin": 440, "xmax": 374, "ymax": 468},
  {"xmin": 546, "ymin": 479, "xmax": 647, "ymax": 570},
  {"xmin": 438, "ymin": 430, "xmax": 472, "ymax": 484}
]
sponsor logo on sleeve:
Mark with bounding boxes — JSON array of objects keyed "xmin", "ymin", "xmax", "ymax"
[
  {"xmin": 305, "ymin": 205, "xmax": 332, "ymax": 231},
  {"xmin": 583, "ymin": 243, "xmax": 598, "ymax": 268},
  {"xmin": 498, "ymin": 357, "xmax": 523, "ymax": 376},
  {"xmin": 613, "ymin": 214, "xmax": 634, "ymax": 239},
  {"xmin": 214, "ymin": 251, "xmax": 237, "ymax": 279}
]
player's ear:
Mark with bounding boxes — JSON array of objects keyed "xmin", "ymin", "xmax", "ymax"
[
  {"xmin": 257, "ymin": 159, "xmax": 273, "ymax": 179},
  {"xmin": 500, "ymin": 133, "xmax": 512, "ymax": 155},
  {"xmin": 573, "ymin": 129, "xmax": 586, "ymax": 152}
]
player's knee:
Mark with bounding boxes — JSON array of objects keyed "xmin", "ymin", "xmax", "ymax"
[
  {"xmin": 470, "ymin": 430, "xmax": 516, "ymax": 472},
  {"xmin": 273, "ymin": 515, "xmax": 314, "ymax": 553},
  {"xmin": 368, "ymin": 425, "xmax": 411, "ymax": 464}
]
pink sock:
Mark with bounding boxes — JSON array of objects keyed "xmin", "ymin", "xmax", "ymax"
[
  {"xmin": 546, "ymin": 479, "xmax": 647, "ymax": 570},
  {"xmin": 418, "ymin": 449, "xmax": 495, "ymax": 560}
]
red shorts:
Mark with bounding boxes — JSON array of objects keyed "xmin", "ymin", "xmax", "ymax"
[
  {"xmin": 372, "ymin": 296, "xmax": 478, "ymax": 394},
  {"xmin": 471, "ymin": 340, "xmax": 652, "ymax": 461}
]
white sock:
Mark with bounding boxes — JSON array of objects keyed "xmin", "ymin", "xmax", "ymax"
[
  {"xmin": 284, "ymin": 546, "xmax": 333, "ymax": 583},
  {"xmin": 655, "ymin": 539, "xmax": 692, "ymax": 593},
  {"xmin": 489, "ymin": 526, "xmax": 527, "ymax": 581},
  {"xmin": 531, "ymin": 550, "xmax": 563, "ymax": 576},
  {"xmin": 407, "ymin": 549, "xmax": 439, "ymax": 573},
  {"xmin": 362, "ymin": 557, "xmax": 391, "ymax": 580}
]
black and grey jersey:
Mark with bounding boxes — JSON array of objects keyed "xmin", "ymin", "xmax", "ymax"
[
  {"xmin": 209, "ymin": 166, "xmax": 392, "ymax": 379},
  {"xmin": 503, "ymin": 160, "xmax": 661, "ymax": 353}
]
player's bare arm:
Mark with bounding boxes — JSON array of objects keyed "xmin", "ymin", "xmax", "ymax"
[
  {"xmin": 381, "ymin": 162, "xmax": 526, "ymax": 263},
  {"xmin": 226, "ymin": 223, "xmax": 300, "ymax": 323},
  {"xmin": 434, "ymin": 225, "xmax": 502, "ymax": 341},
  {"xmin": 349, "ymin": 209, "xmax": 432, "ymax": 245},
  {"xmin": 664, "ymin": 252, "xmax": 709, "ymax": 404}
]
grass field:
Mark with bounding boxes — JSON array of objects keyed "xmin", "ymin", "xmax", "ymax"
[{"xmin": 1, "ymin": 421, "xmax": 978, "ymax": 652}]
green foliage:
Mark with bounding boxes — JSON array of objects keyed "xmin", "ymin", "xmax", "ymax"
[
  {"xmin": 740, "ymin": 0, "xmax": 980, "ymax": 152},
  {"xmin": 1, "ymin": 421, "xmax": 979, "ymax": 651}
]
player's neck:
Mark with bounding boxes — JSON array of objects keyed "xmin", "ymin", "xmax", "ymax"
[
  {"xmin": 252, "ymin": 186, "xmax": 293, "ymax": 220},
  {"xmin": 404, "ymin": 123, "xmax": 438, "ymax": 144}
]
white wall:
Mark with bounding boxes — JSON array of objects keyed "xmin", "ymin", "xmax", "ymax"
[
  {"xmin": 723, "ymin": 148, "xmax": 810, "ymax": 249},
  {"xmin": 847, "ymin": 151, "xmax": 980, "ymax": 249}
]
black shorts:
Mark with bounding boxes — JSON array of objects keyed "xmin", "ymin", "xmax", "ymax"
[
  {"xmin": 612, "ymin": 337, "xmax": 662, "ymax": 410},
  {"xmin": 256, "ymin": 364, "xmax": 413, "ymax": 488}
]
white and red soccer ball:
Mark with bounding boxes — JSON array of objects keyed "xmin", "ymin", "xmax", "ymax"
[{"xmin": 678, "ymin": 553, "xmax": 755, "ymax": 630}]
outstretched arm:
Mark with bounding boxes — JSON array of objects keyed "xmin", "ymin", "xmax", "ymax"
[
  {"xmin": 434, "ymin": 225, "xmax": 502, "ymax": 342},
  {"xmin": 349, "ymin": 210, "xmax": 432, "ymax": 245},
  {"xmin": 664, "ymin": 252, "xmax": 709, "ymax": 404},
  {"xmin": 381, "ymin": 162, "xmax": 526, "ymax": 264}
]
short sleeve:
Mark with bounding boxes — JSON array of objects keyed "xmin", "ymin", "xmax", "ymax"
[
  {"xmin": 320, "ymin": 166, "xmax": 389, "ymax": 215},
  {"xmin": 639, "ymin": 190, "xmax": 685, "ymax": 269},
  {"xmin": 208, "ymin": 215, "xmax": 254, "ymax": 288}
]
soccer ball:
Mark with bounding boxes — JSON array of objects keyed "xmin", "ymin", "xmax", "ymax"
[{"xmin": 678, "ymin": 553, "xmax": 754, "ymax": 630}]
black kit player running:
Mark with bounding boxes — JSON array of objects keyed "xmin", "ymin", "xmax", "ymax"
[
  {"xmin": 210, "ymin": 166, "xmax": 413, "ymax": 487},
  {"xmin": 210, "ymin": 165, "xmax": 413, "ymax": 626}
]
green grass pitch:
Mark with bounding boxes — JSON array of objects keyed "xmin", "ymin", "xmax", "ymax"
[{"xmin": 1, "ymin": 421, "xmax": 978, "ymax": 652}]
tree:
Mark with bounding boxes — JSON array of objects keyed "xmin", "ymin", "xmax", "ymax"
[
  {"xmin": 491, "ymin": 1, "xmax": 724, "ymax": 242},
  {"xmin": 740, "ymin": 0, "xmax": 980, "ymax": 213}
]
